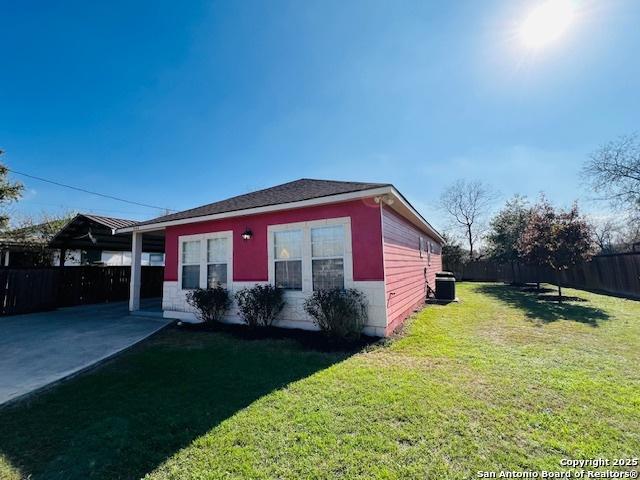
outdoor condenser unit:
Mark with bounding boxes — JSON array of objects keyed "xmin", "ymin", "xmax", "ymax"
[{"xmin": 435, "ymin": 271, "xmax": 456, "ymax": 301}]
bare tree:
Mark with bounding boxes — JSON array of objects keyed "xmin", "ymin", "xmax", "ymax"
[
  {"xmin": 618, "ymin": 222, "xmax": 640, "ymax": 252},
  {"xmin": 439, "ymin": 180, "xmax": 498, "ymax": 261},
  {"xmin": 584, "ymin": 133, "xmax": 640, "ymax": 225},
  {"xmin": 591, "ymin": 217, "xmax": 622, "ymax": 254}
]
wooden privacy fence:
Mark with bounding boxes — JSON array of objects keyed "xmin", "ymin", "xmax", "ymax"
[
  {"xmin": 0, "ymin": 266, "xmax": 164, "ymax": 316},
  {"xmin": 446, "ymin": 253, "xmax": 640, "ymax": 299}
]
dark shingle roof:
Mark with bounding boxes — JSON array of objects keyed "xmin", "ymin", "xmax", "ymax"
[{"xmin": 135, "ymin": 178, "xmax": 390, "ymax": 227}]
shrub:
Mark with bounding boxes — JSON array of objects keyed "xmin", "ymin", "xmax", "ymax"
[
  {"xmin": 234, "ymin": 284, "xmax": 285, "ymax": 328},
  {"xmin": 185, "ymin": 287, "xmax": 231, "ymax": 324},
  {"xmin": 304, "ymin": 288, "xmax": 368, "ymax": 341}
]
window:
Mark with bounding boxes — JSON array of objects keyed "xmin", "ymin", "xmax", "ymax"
[
  {"xmin": 181, "ymin": 240, "xmax": 201, "ymax": 289},
  {"xmin": 274, "ymin": 230, "xmax": 302, "ymax": 290},
  {"xmin": 269, "ymin": 219, "xmax": 351, "ymax": 294},
  {"xmin": 207, "ymin": 237, "xmax": 228, "ymax": 288},
  {"xmin": 419, "ymin": 236, "xmax": 426, "ymax": 258},
  {"xmin": 311, "ymin": 225, "xmax": 344, "ymax": 290},
  {"xmin": 149, "ymin": 253, "xmax": 165, "ymax": 266}
]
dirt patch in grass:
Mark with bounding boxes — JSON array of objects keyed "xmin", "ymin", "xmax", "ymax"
[
  {"xmin": 519, "ymin": 287, "xmax": 556, "ymax": 294},
  {"xmin": 536, "ymin": 295, "xmax": 588, "ymax": 302}
]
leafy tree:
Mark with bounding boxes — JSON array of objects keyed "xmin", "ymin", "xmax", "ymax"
[
  {"xmin": 486, "ymin": 195, "xmax": 530, "ymax": 281},
  {"xmin": 0, "ymin": 150, "xmax": 24, "ymax": 229},
  {"xmin": 439, "ymin": 179, "xmax": 498, "ymax": 261},
  {"xmin": 518, "ymin": 197, "xmax": 595, "ymax": 299},
  {"xmin": 550, "ymin": 204, "xmax": 595, "ymax": 298},
  {"xmin": 518, "ymin": 196, "xmax": 555, "ymax": 290},
  {"xmin": 5, "ymin": 211, "xmax": 76, "ymax": 266}
]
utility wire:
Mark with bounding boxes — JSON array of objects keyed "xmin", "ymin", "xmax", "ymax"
[
  {"xmin": 22, "ymin": 201, "xmax": 155, "ymax": 218},
  {"xmin": 6, "ymin": 168, "xmax": 176, "ymax": 212}
]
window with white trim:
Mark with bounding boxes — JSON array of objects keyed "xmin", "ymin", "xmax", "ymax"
[
  {"xmin": 181, "ymin": 240, "xmax": 201, "ymax": 289},
  {"xmin": 207, "ymin": 237, "xmax": 228, "ymax": 288},
  {"xmin": 311, "ymin": 225, "xmax": 345, "ymax": 290},
  {"xmin": 274, "ymin": 230, "xmax": 303, "ymax": 290},
  {"xmin": 149, "ymin": 253, "xmax": 165, "ymax": 266}
]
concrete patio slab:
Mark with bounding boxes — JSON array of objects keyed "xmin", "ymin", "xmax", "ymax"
[{"xmin": 0, "ymin": 300, "xmax": 171, "ymax": 407}]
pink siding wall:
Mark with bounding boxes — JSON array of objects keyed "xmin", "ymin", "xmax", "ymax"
[
  {"xmin": 382, "ymin": 206, "xmax": 442, "ymax": 334},
  {"xmin": 164, "ymin": 198, "xmax": 384, "ymax": 282}
]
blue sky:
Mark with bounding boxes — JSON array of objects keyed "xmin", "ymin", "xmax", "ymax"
[{"xmin": 1, "ymin": 0, "xmax": 639, "ymax": 230}]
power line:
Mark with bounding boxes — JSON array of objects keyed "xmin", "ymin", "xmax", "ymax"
[
  {"xmin": 19, "ymin": 201, "xmax": 155, "ymax": 218},
  {"xmin": 6, "ymin": 168, "xmax": 176, "ymax": 212}
]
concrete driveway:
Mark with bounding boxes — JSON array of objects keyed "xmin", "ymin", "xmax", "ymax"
[{"xmin": 0, "ymin": 300, "xmax": 171, "ymax": 406}]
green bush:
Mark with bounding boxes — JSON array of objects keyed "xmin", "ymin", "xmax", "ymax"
[
  {"xmin": 185, "ymin": 287, "xmax": 231, "ymax": 324},
  {"xmin": 234, "ymin": 284, "xmax": 285, "ymax": 328},
  {"xmin": 304, "ymin": 288, "xmax": 368, "ymax": 340}
]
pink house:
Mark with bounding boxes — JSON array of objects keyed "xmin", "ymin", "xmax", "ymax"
[{"xmin": 118, "ymin": 179, "xmax": 443, "ymax": 337}]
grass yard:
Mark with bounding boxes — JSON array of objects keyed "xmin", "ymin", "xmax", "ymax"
[{"xmin": 1, "ymin": 283, "xmax": 638, "ymax": 479}]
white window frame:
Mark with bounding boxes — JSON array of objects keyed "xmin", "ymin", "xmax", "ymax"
[
  {"xmin": 178, "ymin": 231, "xmax": 233, "ymax": 290},
  {"xmin": 311, "ymin": 225, "xmax": 346, "ymax": 291},
  {"xmin": 273, "ymin": 229, "xmax": 304, "ymax": 291},
  {"xmin": 179, "ymin": 239, "xmax": 202, "ymax": 290},
  {"xmin": 267, "ymin": 217, "xmax": 353, "ymax": 298}
]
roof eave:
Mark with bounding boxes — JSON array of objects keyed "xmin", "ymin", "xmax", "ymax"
[
  {"xmin": 117, "ymin": 187, "xmax": 393, "ymax": 233},
  {"xmin": 386, "ymin": 187, "xmax": 445, "ymax": 244},
  {"xmin": 117, "ymin": 185, "xmax": 444, "ymax": 243}
]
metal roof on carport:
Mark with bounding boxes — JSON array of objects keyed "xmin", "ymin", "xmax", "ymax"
[{"xmin": 48, "ymin": 214, "xmax": 164, "ymax": 253}]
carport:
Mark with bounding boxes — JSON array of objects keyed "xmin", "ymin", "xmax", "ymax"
[
  {"xmin": 47, "ymin": 214, "xmax": 166, "ymax": 314},
  {"xmin": 49, "ymin": 213, "xmax": 165, "ymax": 266}
]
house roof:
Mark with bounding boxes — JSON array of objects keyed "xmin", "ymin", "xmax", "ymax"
[
  {"xmin": 133, "ymin": 179, "xmax": 391, "ymax": 227},
  {"xmin": 118, "ymin": 178, "xmax": 444, "ymax": 243}
]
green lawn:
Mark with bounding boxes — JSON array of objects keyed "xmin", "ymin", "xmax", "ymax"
[{"xmin": 1, "ymin": 283, "xmax": 638, "ymax": 479}]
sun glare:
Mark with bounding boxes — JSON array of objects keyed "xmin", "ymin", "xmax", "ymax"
[{"xmin": 520, "ymin": 0, "xmax": 575, "ymax": 49}]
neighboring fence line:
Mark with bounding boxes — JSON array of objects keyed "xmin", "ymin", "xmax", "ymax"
[
  {"xmin": 446, "ymin": 252, "xmax": 640, "ymax": 299},
  {"xmin": 0, "ymin": 266, "xmax": 164, "ymax": 316}
]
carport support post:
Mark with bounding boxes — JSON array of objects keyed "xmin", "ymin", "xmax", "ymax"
[{"xmin": 129, "ymin": 231, "xmax": 142, "ymax": 312}]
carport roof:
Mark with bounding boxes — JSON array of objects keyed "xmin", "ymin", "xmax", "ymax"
[{"xmin": 49, "ymin": 214, "xmax": 164, "ymax": 252}]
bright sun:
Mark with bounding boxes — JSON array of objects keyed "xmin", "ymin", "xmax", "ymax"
[{"xmin": 520, "ymin": 0, "xmax": 575, "ymax": 49}]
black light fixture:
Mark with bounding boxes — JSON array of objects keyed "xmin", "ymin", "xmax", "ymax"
[{"xmin": 241, "ymin": 228, "xmax": 253, "ymax": 240}]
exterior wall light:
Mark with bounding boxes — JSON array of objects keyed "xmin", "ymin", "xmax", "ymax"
[{"xmin": 241, "ymin": 228, "xmax": 253, "ymax": 240}]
